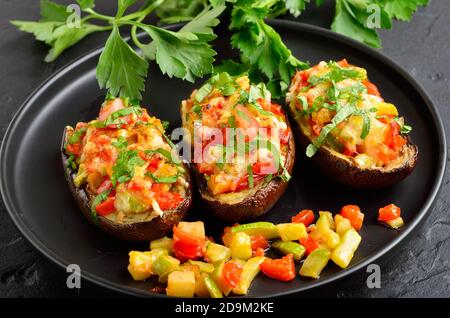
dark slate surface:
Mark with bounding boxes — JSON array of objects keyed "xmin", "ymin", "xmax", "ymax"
[{"xmin": 0, "ymin": 0, "xmax": 448, "ymax": 298}]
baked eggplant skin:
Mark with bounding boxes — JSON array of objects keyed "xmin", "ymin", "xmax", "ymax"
[
  {"xmin": 61, "ymin": 127, "xmax": 192, "ymax": 242},
  {"xmin": 290, "ymin": 121, "xmax": 418, "ymax": 188},
  {"xmin": 194, "ymin": 128, "xmax": 295, "ymax": 222}
]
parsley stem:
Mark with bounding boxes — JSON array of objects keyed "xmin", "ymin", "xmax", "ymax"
[
  {"xmin": 268, "ymin": 7, "xmax": 287, "ymax": 19},
  {"xmin": 131, "ymin": 16, "xmax": 147, "ymax": 50},
  {"xmin": 83, "ymin": 8, "xmax": 115, "ymax": 22},
  {"xmin": 121, "ymin": 0, "xmax": 164, "ymax": 21}
]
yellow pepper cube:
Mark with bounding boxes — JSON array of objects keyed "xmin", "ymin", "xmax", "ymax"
[
  {"xmin": 376, "ymin": 102, "xmax": 398, "ymax": 117},
  {"xmin": 331, "ymin": 228, "xmax": 362, "ymax": 269},
  {"xmin": 177, "ymin": 221, "xmax": 205, "ymax": 238},
  {"xmin": 276, "ymin": 223, "xmax": 308, "ymax": 241},
  {"xmin": 316, "ymin": 211, "xmax": 335, "ymax": 234},
  {"xmin": 386, "ymin": 217, "xmax": 404, "ymax": 229},
  {"xmin": 334, "ymin": 214, "xmax": 353, "ymax": 236},
  {"xmin": 325, "ymin": 230, "xmax": 341, "ymax": 250},
  {"xmin": 230, "ymin": 232, "xmax": 252, "ymax": 260},
  {"xmin": 127, "ymin": 249, "xmax": 167, "ymax": 281},
  {"xmin": 166, "ymin": 271, "xmax": 196, "ymax": 298}
]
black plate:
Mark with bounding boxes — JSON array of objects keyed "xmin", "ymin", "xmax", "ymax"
[{"xmin": 0, "ymin": 20, "xmax": 446, "ymax": 297}]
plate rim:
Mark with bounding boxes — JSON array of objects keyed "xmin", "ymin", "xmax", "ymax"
[{"xmin": 0, "ymin": 20, "xmax": 447, "ymax": 298}]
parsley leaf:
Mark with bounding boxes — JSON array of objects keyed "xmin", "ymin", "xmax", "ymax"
[
  {"xmin": 330, "ymin": 0, "xmax": 427, "ymax": 48},
  {"xmin": 76, "ymin": 0, "xmax": 95, "ymax": 10},
  {"xmin": 46, "ymin": 23, "xmax": 106, "ymax": 62},
  {"xmin": 111, "ymin": 149, "xmax": 146, "ymax": 186},
  {"xmin": 156, "ymin": 0, "xmax": 205, "ymax": 24},
  {"xmin": 11, "ymin": 21, "xmax": 59, "ymax": 45},
  {"xmin": 381, "ymin": 0, "xmax": 429, "ymax": 21},
  {"xmin": 68, "ymin": 127, "xmax": 87, "ymax": 144},
  {"xmin": 196, "ymin": 82, "xmax": 214, "ymax": 102},
  {"xmin": 332, "ymin": 0, "xmax": 384, "ymax": 48},
  {"xmin": 247, "ymin": 164, "xmax": 254, "ymax": 188},
  {"xmin": 91, "ymin": 189, "xmax": 111, "ymax": 221},
  {"xmin": 214, "ymin": 59, "xmax": 249, "ymax": 76},
  {"xmin": 307, "ymin": 104, "xmax": 357, "ymax": 157},
  {"xmin": 248, "ymin": 82, "xmax": 272, "ymax": 103},
  {"xmin": 286, "ymin": 0, "xmax": 310, "ymax": 17},
  {"xmin": 400, "ymin": 124, "xmax": 412, "ymax": 134},
  {"xmin": 140, "ymin": 5, "xmax": 225, "ymax": 82},
  {"xmin": 97, "ymin": 26, "xmax": 149, "ymax": 101},
  {"xmin": 229, "ymin": 1, "xmax": 308, "ymax": 96},
  {"xmin": 40, "ymin": 0, "xmax": 71, "ymax": 22}
]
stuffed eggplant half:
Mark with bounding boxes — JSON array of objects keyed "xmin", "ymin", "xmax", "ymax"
[
  {"xmin": 181, "ymin": 73, "xmax": 295, "ymax": 222},
  {"xmin": 287, "ymin": 60, "xmax": 418, "ymax": 188},
  {"xmin": 62, "ymin": 98, "xmax": 192, "ymax": 241}
]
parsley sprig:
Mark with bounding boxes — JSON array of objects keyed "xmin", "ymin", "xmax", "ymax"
[{"xmin": 12, "ymin": 0, "xmax": 225, "ymax": 101}]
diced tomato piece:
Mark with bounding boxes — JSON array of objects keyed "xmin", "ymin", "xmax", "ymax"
[
  {"xmin": 340, "ymin": 205, "xmax": 364, "ymax": 231},
  {"xmin": 223, "ymin": 260, "xmax": 243, "ymax": 288},
  {"xmin": 197, "ymin": 162, "xmax": 215, "ymax": 175},
  {"xmin": 234, "ymin": 105, "xmax": 259, "ymax": 141},
  {"xmin": 75, "ymin": 122, "xmax": 88, "ymax": 130},
  {"xmin": 279, "ymin": 128, "xmax": 291, "ymax": 145},
  {"xmin": 300, "ymin": 236, "xmax": 319, "ymax": 255},
  {"xmin": 385, "ymin": 121, "xmax": 399, "ymax": 148},
  {"xmin": 146, "ymin": 157, "xmax": 160, "ymax": 173},
  {"xmin": 258, "ymin": 99, "xmax": 283, "ymax": 116},
  {"xmin": 338, "ymin": 59, "xmax": 350, "ymax": 68},
  {"xmin": 395, "ymin": 135, "xmax": 407, "ymax": 148},
  {"xmin": 252, "ymin": 160, "xmax": 277, "ymax": 175},
  {"xmin": 378, "ymin": 203, "xmax": 401, "ymax": 222},
  {"xmin": 96, "ymin": 179, "xmax": 112, "ymax": 194},
  {"xmin": 173, "ymin": 226, "xmax": 205, "ymax": 262},
  {"xmin": 301, "ymin": 71, "xmax": 309, "ymax": 83},
  {"xmin": 309, "ymin": 119, "xmax": 322, "ymax": 136},
  {"xmin": 343, "ymin": 144, "xmax": 357, "ymax": 157},
  {"xmin": 95, "ymin": 197, "xmax": 116, "ymax": 216},
  {"xmin": 201, "ymin": 104, "xmax": 223, "ymax": 127},
  {"xmin": 385, "ymin": 121, "xmax": 406, "ymax": 152},
  {"xmin": 250, "ymin": 235, "xmax": 269, "ymax": 252},
  {"xmin": 235, "ymin": 174, "xmax": 265, "ymax": 192},
  {"xmin": 254, "ymin": 247, "xmax": 265, "ymax": 257},
  {"xmin": 98, "ymin": 148, "xmax": 112, "ymax": 163},
  {"xmin": 99, "ymin": 98, "xmax": 125, "ymax": 121},
  {"xmin": 292, "ymin": 210, "xmax": 315, "ymax": 227},
  {"xmin": 128, "ymin": 182, "xmax": 143, "ymax": 192},
  {"xmin": 66, "ymin": 143, "xmax": 82, "ymax": 156},
  {"xmin": 363, "ymin": 79, "xmax": 381, "ymax": 97},
  {"xmin": 152, "ymin": 183, "xmax": 183, "ymax": 210},
  {"xmin": 96, "ymin": 135, "xmax": 110, "ymax": 145},
  {"xmin": 260, "ymin": 254, "xmax": 296, "ymax": 282},
  {"xmin": 377, "ymin": 114, "xmax": 394, "ymax": 125},
  {"xmin": 154, "ymin": 191, "xmax": 183, "ymax": 211},
  {"xmin": 151, "ymin": 183, "xmax": 165, "ymax": 193},
  {"xmin": 222, "ymin": 224, "xmax": 239, "ymax": 247}
]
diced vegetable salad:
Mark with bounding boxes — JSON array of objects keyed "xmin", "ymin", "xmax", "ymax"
[{"xmin": 127, "ymin": 202, "xmax": 405, "ymax": 297}]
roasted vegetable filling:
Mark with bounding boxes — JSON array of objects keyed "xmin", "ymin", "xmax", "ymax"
[
  {"xmin": 182, "ymin": 73, "xmax": 292, "ymax": 196},
  {"xmin": 287, "ymin": 60, "xmax": 412, "ymax": 169},
  {"xmin": 64, "ymin": 98, "xmax": 188, "ymax": 224}
]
